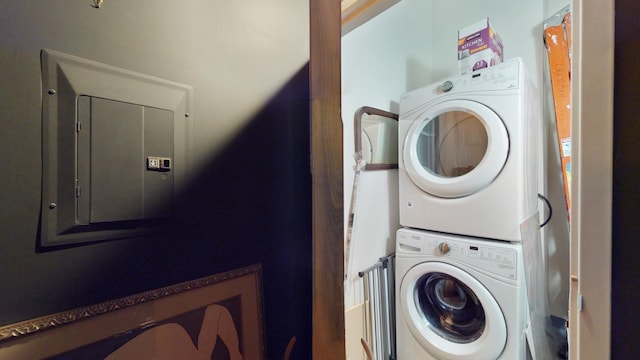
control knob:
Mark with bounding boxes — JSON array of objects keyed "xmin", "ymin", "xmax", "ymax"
[
  {"xmin": 438, "ymin": 242, "xmax": 450, "ymax": 255},
  {"xmin": 436, "ymin": 80, "xmax": 454, "ymax": 93}
]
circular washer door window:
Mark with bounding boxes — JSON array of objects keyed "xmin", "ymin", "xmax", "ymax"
[
  {"xmin": 400, "ymin": 262, "xmax": 507, "ymax": 359},
  {"xmin": 403, "ymin": 100, "xmax": 509, "ymax": 198}
]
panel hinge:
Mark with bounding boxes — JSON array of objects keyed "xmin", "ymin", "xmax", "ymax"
[
  {"xmin": 76, "ymin": 122, "xmax": 82, "ymax": 133},
  {"xmin": 75, "ymin": 180, "xmax": 81, "ymax": 198}
]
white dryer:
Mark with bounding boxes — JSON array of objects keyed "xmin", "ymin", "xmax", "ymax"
[
  {"xmin": 395, "ymin": 228, "xmax": 528, "ymax": 360},
  {"xmin": 398, "ymin": 58, "xmax": 538, "ymax": 241}
]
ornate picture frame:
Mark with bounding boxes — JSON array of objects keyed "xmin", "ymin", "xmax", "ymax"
[{"xmin": 0, "ymin": 264, "xmax": 264, "ymax": 359}]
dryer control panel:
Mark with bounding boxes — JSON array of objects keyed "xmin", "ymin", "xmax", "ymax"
[
  {"xmin": 399, "ymin": 57, "xmax": 524, "ymax": 116},
  {"xmin": 450, "ymin": 57, "xmax": 520, "ymax": 93}
]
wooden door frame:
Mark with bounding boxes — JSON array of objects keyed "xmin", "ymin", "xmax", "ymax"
[
  {"xmin": 569, "ymin": 0, "xmax": 613, "ymax": 359},
  {"xmin": 310, "ymin": 0, "xmax": 345, "ymax": 359}
]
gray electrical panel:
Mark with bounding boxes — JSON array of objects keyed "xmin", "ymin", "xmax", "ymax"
[
  {"xmin": 76, "ymin": 96, "xmax": 175, "ymax": 224},
  {"xmin": 40, "ymin": 49, "xmax": 192, "ymax": 247}
]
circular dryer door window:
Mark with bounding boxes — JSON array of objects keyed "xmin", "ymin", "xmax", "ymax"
[
  {"xmin": 400, "ymin": 262, "xmax": 507, "ymax": 359},
  {"xmin": 403, "ymin": 100, "xmax": 509, "ymax": 198}
]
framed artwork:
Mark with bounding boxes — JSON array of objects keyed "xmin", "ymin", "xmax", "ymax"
[{"xmin": 0, "ymin": 264, "xmax": 265, "ymax": 359}]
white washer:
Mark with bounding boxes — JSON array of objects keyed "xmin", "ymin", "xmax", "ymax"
[
  {"xmin": 396, "ymin": 228, "xmax": 528, "ymax": 360},
  {"xmin": 398, "ymin": 58, "xmax": 538, "ymax": 241}
]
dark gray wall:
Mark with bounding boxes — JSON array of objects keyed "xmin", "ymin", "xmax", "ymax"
[
  {"xmin": 0, "ymin": 1, "xmax": 311, "ymax": 358},
  {"xmin": 612, "ymin": 0, "xmax": 640, "ymax": 357}
]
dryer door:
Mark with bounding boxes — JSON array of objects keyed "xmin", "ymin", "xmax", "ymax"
[
  {"xmin": 400, "ymin": 261, "xmax": 507, "ymax": 359},
  {"xmin": 403, "ymin": 100, "xmax": 509, "ymax": 198}
]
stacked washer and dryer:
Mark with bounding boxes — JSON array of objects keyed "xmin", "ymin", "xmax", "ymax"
[{"xmin": 395, "ymin": 58, "xmax": 539, "ymax": 359}]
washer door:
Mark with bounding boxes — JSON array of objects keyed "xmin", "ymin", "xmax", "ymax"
[
  {"xmin": 400, "ymin": 262, "xmax": 507, "ymax": 359},
  {"xmin": 403, "ymin": 100, "xmax": 509, "ymax": 198}
]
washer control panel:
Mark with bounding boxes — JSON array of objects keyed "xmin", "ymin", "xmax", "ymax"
[{"xmin": 397, "ymin": 229, "xmax": 518, "ymax": 281}]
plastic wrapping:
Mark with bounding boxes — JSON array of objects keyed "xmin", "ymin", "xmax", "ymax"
[{"xmin": 521, "ymin": 212, "xmax": 555, "ymax": 359}]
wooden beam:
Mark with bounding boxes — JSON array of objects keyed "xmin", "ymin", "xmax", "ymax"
[{"xmin": 310, "ymin": 0, "xmax": 345, "ymax": 359}]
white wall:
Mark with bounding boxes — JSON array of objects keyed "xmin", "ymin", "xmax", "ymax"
[
  {"xmin": 342, "ymin": 0, "xmax": 432, "ymax": 312},
  {"xmin": 342, "ymin": 0, "xmax": 432, "ymax": 173},
  {"xmin": 342, "ymin": 0, "xmax": 571, "ymax": 319},
  {"xmin": 546, "ymin": 0, "xmax": 571, "ymax": 17}
]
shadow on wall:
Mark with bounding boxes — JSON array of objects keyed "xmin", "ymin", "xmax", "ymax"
[{"xmin": 170, "ymin": 62, "xmax": 313, "ymax": 359}]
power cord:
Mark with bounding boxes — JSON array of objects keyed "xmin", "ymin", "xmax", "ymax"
[{"xmin": 538, "ymin": 193, "xmax": 553, "ymax": 227}]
